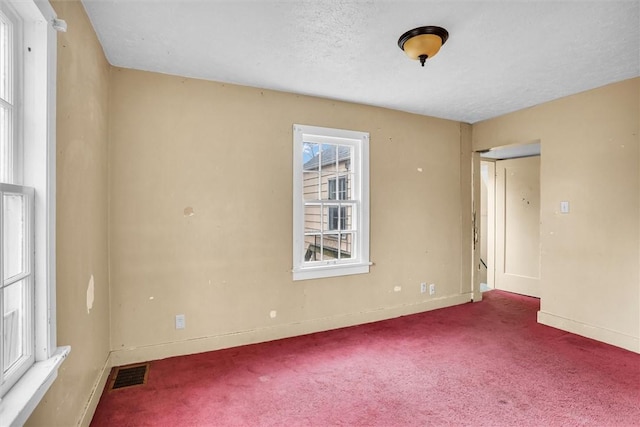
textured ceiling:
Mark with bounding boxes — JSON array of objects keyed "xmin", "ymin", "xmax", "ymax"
[{"xmin": 81, "ymin": 0, "xmax": 639, "ymax": 123}]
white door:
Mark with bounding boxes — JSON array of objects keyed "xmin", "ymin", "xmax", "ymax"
[{"xmin": 495, "ymin": 156, "xmax": 540, "ymax": 297}]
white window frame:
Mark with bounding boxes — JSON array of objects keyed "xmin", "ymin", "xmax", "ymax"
[
  {"xmin": 293, "ymin": 124, "xmax": 370, "ymax": 281},
  {"xmin": 0, "ymin": 0, "xmax": 21, "ymax": 185},
  {"xmin": 0, "ymin": 1, "xmax": 69, "ymax": 425},
  {"xmin": 0, "ymin": 183, "xmax": 35, "ymax": 397}
]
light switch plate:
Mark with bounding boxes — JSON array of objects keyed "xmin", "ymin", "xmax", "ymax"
[{"xmin": 560, "ymin": 201, "xmax": 570, "ymax": 214}]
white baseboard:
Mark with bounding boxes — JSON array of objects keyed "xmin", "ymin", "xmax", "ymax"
[
  {"xmin": 78, "ymin": 353, "xmax": 112, "ymax": 427},
  {"xmin": 77, "ymin": 294, "xmax": 471, "ymax": 424},
  {"xmin": 537, "ymin": 310, "xmax": 639, "ymax": 353},
  {"xmin": 77, "ymin": 297, "xmax": 637, "ymax": 425},
  {"xmin": 110, "ymin": 293, "xmax": 472, "ymax": 367}
]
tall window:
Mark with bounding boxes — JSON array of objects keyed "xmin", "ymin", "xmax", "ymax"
[
  {"xmin": 0, "ymin": 1, "xmax": 66, "ymax": 424},
  {"xmin": 0, "ymin": 1, "xmax": 36, "ymax": 397},
  {"xmin": 293, "ymin": 124, "xmax": 370, "ymax": 280}
]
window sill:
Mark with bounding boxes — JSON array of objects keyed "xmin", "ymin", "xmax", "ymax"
[
  {"xmin": 0, "ymin": 346, "xmax": 70, "ymax": 427},
  {"xmin": 293, "ymin": 262, "xmax": 371, "ymax": 281}
]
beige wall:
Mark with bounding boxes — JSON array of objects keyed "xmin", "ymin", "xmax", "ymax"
[
  {"xmin": 26, "ymin": 4, "xmax": 638, "ymax": 424},
  {"xmin": 108, "ymin": 68, "xmax": 472, "ymax": 363},
  {"xmin": 26, "ymin": 1, "xmax": 111, "ymax": 426},
  {"xmin": 473, "ymin": 78, "xmax": 640, "ymax": 352}
]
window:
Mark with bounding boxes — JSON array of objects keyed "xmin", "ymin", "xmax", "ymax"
[
  {"xmin": 0, "ymin": 0, "xmax": 36, "ymax": 397},
  {"xmin": 293, "ymin": 124, "xmax": 370, "ymax": 280},
  {"xmin": 0, "ymin": 1, "xmax": 68, "ymax": 425}
]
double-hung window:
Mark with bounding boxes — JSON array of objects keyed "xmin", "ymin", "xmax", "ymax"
[
  {"xmin": 0, "ymin": 1, "xmax": 68, "ymax": 425},
  {"xmin": 293, "ymin": 124, "xmax": 370, "ymax": 280},
  {"xmin": 0, "ymin": 0, "xmax": 36, "ymax": 397}
]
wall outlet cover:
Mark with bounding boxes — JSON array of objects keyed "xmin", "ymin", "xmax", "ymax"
[{"xmin": 175, "ymin": 314, "xmax": 185, "ymax": 329}]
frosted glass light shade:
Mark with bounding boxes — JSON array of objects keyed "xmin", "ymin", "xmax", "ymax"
[{"xmin": 403, "ymin": 34, "xmax": 443, "ymax": 60}]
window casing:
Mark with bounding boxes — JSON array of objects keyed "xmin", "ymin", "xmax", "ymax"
[
  {"xmin": 293, "ymin": 124, "xmax": 370, "ymax": 280},
  {"xmin": 0, "ymin": 1, "xmax": 35, "ymax": 397},
  {"xmin": 0, "ymin": 1, "xmax": 68, "ymax": 424}
]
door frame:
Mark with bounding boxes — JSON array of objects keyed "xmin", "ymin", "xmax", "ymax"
[
  {"xmin": 480, "ymin": 160, "xmax": 496, "ymax": 290},
  {"xmin": 472, "ymin": 152, "xmax": 482, "ymax": 302},
  {"xmin": 471, "ymin": 141, "xmax": 542, "ymax": 301}
]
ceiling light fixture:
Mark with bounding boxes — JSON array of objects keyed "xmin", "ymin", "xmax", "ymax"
[{"xmin": 398, "ymin": 26, "xmax": 449, "ymax": 67}]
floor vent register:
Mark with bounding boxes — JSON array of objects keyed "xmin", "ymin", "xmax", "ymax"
[{"xmin": 108, "ymin": 363, "xmax": 150, "ymax": 391}]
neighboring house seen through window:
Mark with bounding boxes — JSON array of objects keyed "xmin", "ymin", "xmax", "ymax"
[{"xmin": 292, "ymin": 124, "xmax": 370, "ymax": 280}]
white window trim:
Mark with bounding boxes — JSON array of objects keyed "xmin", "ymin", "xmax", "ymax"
[
  {"xmin": 0, "ymin": 183, "xmax": 35, "ymax": 397},
  {"xmin": 292, "ymin": 124, "xmax": 370, "ymax": 281},
  {"xmin": 0, "ymin": 1, "xmax": 69, "ymax": 425}
]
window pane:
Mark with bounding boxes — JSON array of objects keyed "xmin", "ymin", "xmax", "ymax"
[
  {"xmin": 329, "ymin": 206, "xmax": 336, "ymax": 230},
  {"xmin": 320, "ymin": 144, "xmax": 338, "ymax": 173},
  {"xmin": 338, "ymin": 176, "xmax": 348, "ymax": 200},
  {"xmin": 0, "ymin": 11, "xmax": 11, "ymax": 103},
  {"xmin": 304, "ymin": 204, "xmax": 321, "ymax": 234},
  {"xmin": 3, "ymin": 192, "xmax": 24, "ymax": 281},
  {"xmin": 3, "ymin": 279, "xmax": 25, "ymax": 371},
  {"xmin": 303, "ymin": 234, "xmax": 321, "ymax": 262},
  {"xmin": 327, "ymin": 178, "xmax": 336, "ymax": 200},
  {"xmin": 303, "ymin": 171, "xmax": 320, "ymax": 200},
  {"xmin": 339, "ymin": 233, "xmax": 353, "ymax": 259},
  {"xmin": 342, "ymin": 205, "xmax": 352, "ymax": 231},
  {"xmin": 0, "ymin": 105, "xmax": 10, "ymax": 183},
  {"xmin": 337, "ymin": 146, "xmax": 352, "ymax": 174},
  {"xmin": 323, "ymin": 205, "xmax": 339, "ymax": 232},
  {"xmin": 326, "ymin": 205, "xmax": 352, "ymax": 232},
  {"xmin": 302, "ymin": 142, "xmax": 320, "ymax": 171},
  {"xmin": 320, "ymin": 171, "xmax": 334, "ymax": 200},
  {"xmin": 322, "ymin": 234, "xmax": 339, "ymax": 261}
]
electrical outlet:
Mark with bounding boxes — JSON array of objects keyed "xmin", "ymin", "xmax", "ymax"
[
  {"xmin": 420, "ymin": 283, "xmax": 427, "ymax": 293},
  {"xmin": 429, "ymin": 284, "xmax": 436, "ymax": 295},
  {"xmin": 175, "ymin": 314, "xmax": 185, "ymax": 329}
]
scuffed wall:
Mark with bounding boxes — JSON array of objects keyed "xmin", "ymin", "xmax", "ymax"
[
  {"xmin": 20, "ymin": 3, "xmax": 638, "ymax": 425},
  {"xmin": 108, "ymin": 69, "xmax": 472, "ymax": 363},
  {"xmin": 26, "ymin": 1, "xmax": 111, "ymax": 425}
]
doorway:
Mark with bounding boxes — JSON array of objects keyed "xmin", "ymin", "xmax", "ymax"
[{"xmin": 476, "ymin": 142, "xmax": 541, "ymax": 298}]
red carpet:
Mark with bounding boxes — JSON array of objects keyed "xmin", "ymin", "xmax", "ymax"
[{"xmin": 91, "ymin": 291, "xmax": 640, "ymax": 426}]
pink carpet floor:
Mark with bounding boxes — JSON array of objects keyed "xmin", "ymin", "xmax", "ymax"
[{"xmin": 91, "ymin": 291, "xmax": 640, "ymax": 426}]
